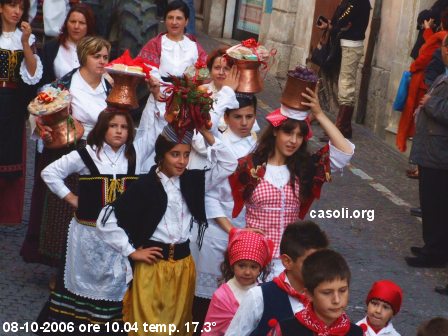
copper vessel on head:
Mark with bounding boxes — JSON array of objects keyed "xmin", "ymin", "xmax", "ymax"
[
  {"xmin": 281, "ymin": 73, "xmax": 317, "ymax": 110},
  {"xmin": 106, "ymin": 70, "xmax": 144, "ymax": 110},
  {"xmin": 28, "ymin": 89, "xmax": 84, "ymax": 149},
  {"xmin": 228, "ymin": 57, "xmax": 263, "ymax": 93}
]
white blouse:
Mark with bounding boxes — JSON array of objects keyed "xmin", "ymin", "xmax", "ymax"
[
  {"xmin": 0, "ymin": 28, "xmax": 43, "ymax": 85},
  {"xmin": 54, "ymin": 41, "xmax": 79, "ymax": 79},
  {"xmin": 205, "ymin": 128, "xmax": 256, "ymax": 225},
  {"xmin": 97, "ymin": 138, "xmax": 238, "ymax": 255},
  {"xmin": 226, "ymin": 277, "xmax": 257, "ymax": 304},
  {"xmin": 70, "ymin": 70, "xmax": 108, "ymax": 139},
  {"xmin": 225, "ymin": 275, "xmax": 305, "ymax": 336},
  {"xmin": 356, "ymin": 317, "xmax": 401, "ymax": 336},
  {"xmin": 158, "ymin": 34, "xmax": 199, "ymax": 78}
]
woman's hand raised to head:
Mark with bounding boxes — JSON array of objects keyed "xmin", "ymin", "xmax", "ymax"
[
  {"xmin": 130, "ymin": 247, "xmax": 164, "ymax": 265},
  {"xmin": 222, "ymin": 65, "xmax": 240, "ymax": 91}
]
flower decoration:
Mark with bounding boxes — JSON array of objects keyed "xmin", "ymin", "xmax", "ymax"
[
  {"xmin": 250, "ymin": 165, "xmax": 264, "ymax": 180},
  {"xmin": 37, "ymin": 91, "xmax": 56, "ymax": 104},
  {"xmin": 241, "ymin": 38, "xmax": 259, "ymax": 49},
  {"xmin": 195, "ymin": 59, "xmax": 207, "ymax": 69}
]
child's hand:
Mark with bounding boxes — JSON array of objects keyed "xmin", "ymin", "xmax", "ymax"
[
  {"xmin": 301, "ymin": 85, "xmax": 324, "ymax": 118},
  {"xmin": 63, "ymin": 193, "xmax": 78, "ymax": 209},
  {"xmin": 20, "ymin": 21, "xmax": 32, "ymax": 46},
  {"xmin": 243, "ymin": 227, "xmax": 265, "ymax": 235},
  {"xmin": 130, "ymin": 247, "xmax": 164, "ymax": 264}
]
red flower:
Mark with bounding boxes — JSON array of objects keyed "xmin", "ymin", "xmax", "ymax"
[
  {"xmin": 195, "ymin": 60, "xmax": 207, "ymax": 69},
  {"xmin": 241, "ymin": 38, "xmax": 259, "ymax": 49}
]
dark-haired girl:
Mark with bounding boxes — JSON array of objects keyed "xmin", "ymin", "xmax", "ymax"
[
  {"xmin": 97, "ymin": 124, "xmax": 237, "ymax": 336},
  {"xmin": 0, "ymin": 0, "xmax": 42, "ymax": 224},
  {"xmin": 36, "ymin": 110, "xmax": 155, "ymax": 334},
  {"xmin": 230, "ymin": 87, "xmax": 354, "ymax": 277}
]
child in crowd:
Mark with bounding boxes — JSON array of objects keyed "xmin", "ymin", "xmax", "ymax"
[
  {"xmin": 225, "ymin": 220, "xmax": 329, "ymax": 336},
  {"xmin": 37, "ymin": 110, "xmax": 154, "ymax": 335},
  {"xmin": 229, "ymin": 86, "xmax": 354, "ymax": 277},
  {"xmin": 417, "ymin": 317, "xmax": 448, "ymax": 336},
  {"xmin": 202, "ymin": 229, "xmax": 273, "ymax": 335},
  {"xmin": 357, "ymin": 280, "xmax": 403, "ymax": 336},
  {"xmin": 269, "ymin": 249, "xmax": 363, "ymax": 336}
]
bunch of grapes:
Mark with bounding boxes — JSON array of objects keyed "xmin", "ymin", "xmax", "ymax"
[{"xmin": 288, "ymin": 65, "xmax": 319, "ymax": 82}]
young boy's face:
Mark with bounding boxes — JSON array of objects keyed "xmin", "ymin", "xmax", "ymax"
[
  {"xmin": 224, "ymin": 105, "xmax": 256, "ymax": 138},
  {"xmin": 366, "ymin": 299, "xmax": 394, "ymax": 330},
  {"xmin": 309, "ymin": 278, "xmax": 349, "ymax": 327}
]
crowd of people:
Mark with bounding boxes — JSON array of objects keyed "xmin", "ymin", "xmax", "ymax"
[{"xmin": 0, "ymin": 0, "xmax": 447, "ymax": 335}]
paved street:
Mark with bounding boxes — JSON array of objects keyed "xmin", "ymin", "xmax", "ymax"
[{"xmin": 1, "ymin": 32, "xmax": 448, "ymax": 336}]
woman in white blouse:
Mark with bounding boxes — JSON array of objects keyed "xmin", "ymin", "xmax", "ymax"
[
  {"xmin": 21, "ymin": 36, "xmax": 111, "ymax": 267},
  {"xmin": 39, "ymin": 3, "xmax": 95, "ymax": 86},
  {"xmin": 136, "ymin": 0, "xmax": 207, "ymax": 171},
  {"xmin": 36, "ymin": 110, "xmax": 155, "ymax": 334},
  {"xmin": 0, "ymin": 0, "xmax": 43, "ymax": 225}
]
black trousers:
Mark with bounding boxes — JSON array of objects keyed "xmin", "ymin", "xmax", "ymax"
[{"xmin": 419, "ymin": 165, "xmax": 448, "ymax": 257}]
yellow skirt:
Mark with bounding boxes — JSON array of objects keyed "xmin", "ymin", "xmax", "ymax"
[{"xmin": 124, "ymin": 255, "xmax": 196, "ymax": 336}]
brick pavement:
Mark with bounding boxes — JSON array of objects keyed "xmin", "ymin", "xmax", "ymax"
[{"xmin": 1, "ymin": 32, "xmax": 447, "ymax": 336}]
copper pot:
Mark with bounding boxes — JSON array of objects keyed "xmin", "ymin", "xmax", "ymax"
[
  {"xmin": 106, "ymin": 71, "xmax": 143, "ymax": 110},
  {"xmin": 281, "ymin": 73, "xmax": 317, "ymax": 110},
  {"xmin": 44, "ymin": 116, "xmax": 84, "ymax": 149},
  {"xmin": 39, "ymin": 106, "xmax": 70, "ymax": 126},
  {"xmin": 228, "ymin": 56, "xmax": 263, "ymax": 93}
]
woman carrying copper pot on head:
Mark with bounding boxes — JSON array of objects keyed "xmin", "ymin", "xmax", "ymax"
[
  {"xmin": 21, "ymin": 36, "xmax": 112, "ymax": 268},
  {"xmin": 136, "ymin": 0, "xmax": 207, "ymax": 172}
]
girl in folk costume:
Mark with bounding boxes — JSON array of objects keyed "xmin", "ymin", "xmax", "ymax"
[
  {"xmin": 0, "ymin": 0, "xmax": 43, "ymax": 224},
  {"xmin": 36, "ymin": 108, "xmax": 155, "ymax": 335},
  {"xmin": 97, "ymin": 79, "xmax": 238, "ymax": 336},
  {"xmin": 136, "ymin": 0, "xmax": 207, "ymax": 171},
  {"xmin": 21, "ymin": 36, "xmax": 111, "ymax": 266},
  {"xmin": 202, "ymin": 229, "xmax": 273, "ymax": 336},
  {"xmin": 229, "ymin": 86, "xmax": 355, "ymax": 277},
  {"xmin": 357, "ymin": 280, "xmax": 403, "ymax": 336}
]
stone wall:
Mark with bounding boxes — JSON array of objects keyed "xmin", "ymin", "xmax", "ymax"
[{"xmin": 259, "ymin": 0, "xmax": 316, "ymax": 78}]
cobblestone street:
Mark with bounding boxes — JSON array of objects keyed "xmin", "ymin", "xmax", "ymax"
[{"xmin": 1, "ymin": 32, "xmax": 448, "ymax": 336}]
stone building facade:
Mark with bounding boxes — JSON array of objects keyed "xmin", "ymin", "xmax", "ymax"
[{"xmin": 197, "ymin": 0, "xmax": 438, "ymax": 151}]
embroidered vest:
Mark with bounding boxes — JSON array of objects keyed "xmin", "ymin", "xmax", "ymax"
[
  {"xmin": 0, "ymin": 48, "xmax": 23, "ymax": 82},
  {"xmin": 74, "ymin": 147, "xmax": 138, "ymax": 226},
  {"xmin": 249, "ymin": 282, "xmax": 294, "ymax": 336},
  {"xmin": 108, "ymin": 165, "xmax": 208, "ymax": 249}
]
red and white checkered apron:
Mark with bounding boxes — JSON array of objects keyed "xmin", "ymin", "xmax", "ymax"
[{"xmin": 245, "ymin": 178, "xmax": 300, "ymax": 258}]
